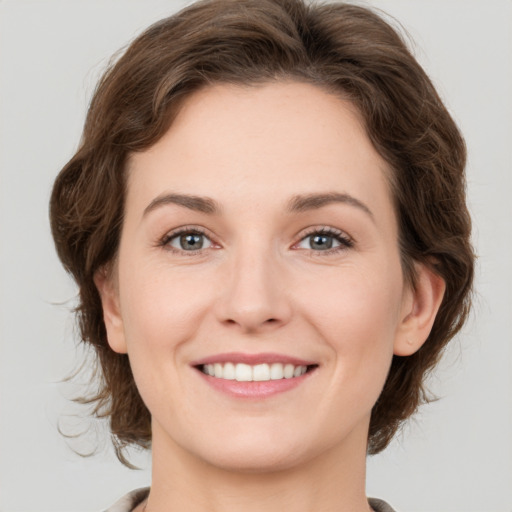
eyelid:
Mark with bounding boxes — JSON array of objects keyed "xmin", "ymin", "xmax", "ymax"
[
  {"xmin": 158, "ymin": 225, "xmax": 220, "ymax": 253},
  {"xmin": 292, "ymin": 225, "xmax": 354, "ymax": 252},
  {"xmin": 156, "ymin": 224, "xmax": 353, "ymax": 254}
]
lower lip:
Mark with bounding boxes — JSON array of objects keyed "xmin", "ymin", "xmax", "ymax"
[{"xmin": 195, "ymin": 369, "xmax": 315, "ymax": 399}]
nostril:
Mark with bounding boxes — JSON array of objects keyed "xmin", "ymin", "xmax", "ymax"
[{"xmin": 222, "ymin": 316, "xmax": 281, "ymax": 331}]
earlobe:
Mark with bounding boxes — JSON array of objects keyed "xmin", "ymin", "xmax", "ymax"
[
  {"xmin": 93, "ymin": 267, "xmax": 128, "ymax": 354},
  {"xmin": 394, "ymin": 263, "xmax": 446, "ymax": 356}
]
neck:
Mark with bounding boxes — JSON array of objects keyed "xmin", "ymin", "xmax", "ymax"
[{"xmin": 145, "ymin": 421, "xmax": 372, "ymax": 512}]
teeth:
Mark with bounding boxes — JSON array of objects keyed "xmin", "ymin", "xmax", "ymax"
[
  {"xmin": 235, "ymin": 363, "xmax": 252, "ymax": 382},
  {"xmin": 253, "ymin": 364, "xmax": 270, "ymax": 381},
  {"xmin": 284, "ymin": 363, "xmax": 295, "ymax": 379},
  {"xmin": 270, "ymin": 363, "xmax": 283, "ymax": 380},
  {"xmin": 201, "ymin": 362, "xmax": 309, "ymax": 381},
  {"xmin": 223, "ymin": 362, "xmax": 235, "ymax": 380},
  {"xmin": 293, "ymin": 365, "xmax": 303, "ymax": 377}
]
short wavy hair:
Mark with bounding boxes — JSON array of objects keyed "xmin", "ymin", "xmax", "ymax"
[{"xmin": 50, "ymin": 0, "xmax": 474, "ymax": 464}]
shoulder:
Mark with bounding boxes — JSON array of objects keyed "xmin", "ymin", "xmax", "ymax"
[
  {"xmin": 103, "ymin": 488, "xmax": 149, "ymax": 512},
  {"xmin": 368, "ymin": 497, "xmax": 398, "ymax": 512}
]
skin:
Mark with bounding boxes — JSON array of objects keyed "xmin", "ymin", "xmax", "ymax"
[{"xmin": 96, "ymin": 82, "xmax": 445, "ymax": 512}]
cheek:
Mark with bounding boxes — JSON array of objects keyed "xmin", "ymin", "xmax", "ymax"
[
  {"xmin": 302, "ymin": 262, "xmax": 403, "ymax": 332},
  {"xmin": 116, "ymin": 265, "xmax": 215, "ymax": 412},
  {"xmin": 297, "ymin": 263, "xmax": 403, "ymax": 381},
  {"xmin": 119, "ymin": 262, "xmax": 217, "ymax": 352}
]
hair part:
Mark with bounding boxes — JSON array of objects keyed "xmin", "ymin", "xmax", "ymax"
[{"xmin": 50, "ymin": 0, "xmax": 474, "ymax": 464}]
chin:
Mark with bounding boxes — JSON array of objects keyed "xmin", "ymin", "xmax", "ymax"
[
  {"xmin": 200, "ymin": 444, "xmax": 308, "ymax": 474},
  {"xmin": 187, "ymin": 422, "xmax": 333, "ymax": 475}
]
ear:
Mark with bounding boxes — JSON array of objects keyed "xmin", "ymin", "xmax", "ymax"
[
  {"xmin": 394, "ymin": 263, "xmax": 446, "ymax": 356},
  {"xmin": 93, "ymin": 266, "xmax": 128, "ymax": 354}
]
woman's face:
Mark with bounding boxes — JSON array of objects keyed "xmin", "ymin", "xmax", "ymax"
[{"xmin": 100, "ymin": 82, "xmax": 420, "ymax": 472}]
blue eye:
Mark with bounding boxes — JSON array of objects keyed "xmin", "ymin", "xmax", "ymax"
[
  {"xmin": 308, "ymin": 234, "xmax": 338, "ymax": 250},
  {"xmin": 296, "ymin": 229, "xmax": 352, "ymax": 252},
  {"xmin": 166, "ymin": 231, "xmax": 213, "ymax": 251}
]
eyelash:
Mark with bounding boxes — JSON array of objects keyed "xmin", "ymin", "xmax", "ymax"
[
  {"xmin": 158, "ymin": 226, "xmax": 214, "ymax": 255},
  {"xmin": 294, "ymin": 226, "xmax": 354, "ymax": 255},
  {"xmin": 158, "ymin": 225, "xmax": 354, "ymax": 255}
]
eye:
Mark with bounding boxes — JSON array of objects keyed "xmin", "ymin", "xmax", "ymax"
[
  {"xmin": 164, "ymin": 230, "xmax": 213, "ymax": 252},
  {"xmin": 295, "ymin": 228, "xmax": 353, "ymax": 252}
]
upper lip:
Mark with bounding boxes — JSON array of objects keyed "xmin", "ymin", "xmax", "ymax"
[{"xmin": 190, "ymin": 352, "xmax": 317, "ymax": 367}]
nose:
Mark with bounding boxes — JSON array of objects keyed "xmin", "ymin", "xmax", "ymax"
[{"xmin": 215, "ymin": 246, "xmax": 292, "ymax": 333}]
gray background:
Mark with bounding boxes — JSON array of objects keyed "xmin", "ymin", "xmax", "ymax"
[{"xmin": 0, "ymin": 0, "xmax": 511, "ymax": 511}]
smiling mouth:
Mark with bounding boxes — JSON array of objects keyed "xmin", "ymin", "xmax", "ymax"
[{"xmin": 198, "ymin": 362, "xmax": 318, "ymax": 382}]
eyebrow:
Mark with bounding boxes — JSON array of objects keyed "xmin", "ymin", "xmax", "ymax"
[
  {"xmin": 143, "ymin": 193, "xmax": 221, "ymax": 217},
  {"xmin": 142, "ymin": 191, "xmax": 373, "ymax": 219},
  {"xmin": 287, "ymin": 192, "xmax": 374, "ymax": 219}
]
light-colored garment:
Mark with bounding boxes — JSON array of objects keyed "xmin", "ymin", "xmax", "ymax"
[
  {"xmin": 103, "ymin": 487, "xmax": 397, "ymax": 512},
  {"xmin": 103, "ymin": 488, "xmax": 148, "ymax": 512}
]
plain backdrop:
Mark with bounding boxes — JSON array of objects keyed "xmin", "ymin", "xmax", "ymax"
[{"xmin": 0, "ymin": 1, "xmax": 511, "ymax": 511}]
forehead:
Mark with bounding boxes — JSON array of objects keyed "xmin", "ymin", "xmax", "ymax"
[{"xmin": 126, "ymin": 81, "xmax": 393, "ymax": 220}]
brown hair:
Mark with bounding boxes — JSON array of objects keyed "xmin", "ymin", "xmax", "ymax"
[{"xmin": 50, "ymin": 0, "xmax": 474, "ymax": 464}]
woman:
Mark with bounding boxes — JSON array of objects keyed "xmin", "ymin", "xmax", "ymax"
[{"xmin": 49, "ymin": 0, "xmax": 474, "ymax": 510}]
